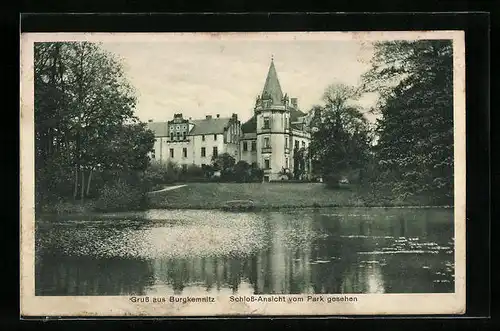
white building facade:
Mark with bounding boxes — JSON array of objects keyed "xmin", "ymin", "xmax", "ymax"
[{"xmin": 147, "ymin": 59, "xmax": 311, "ymax": 181}]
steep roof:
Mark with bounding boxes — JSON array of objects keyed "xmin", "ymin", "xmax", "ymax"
[
  {"xmin": 147, "ymin": 117, "xmax": 232, "ymax": 137},
  {"xmin": 290, "ymin": 109, "xmax": 308, "ymax": 130},
  {"xmin": 241, "ymin": 116, "xmax": 257, "ymax": 133},
  {"xmin": 189, "ymin": 117, "xmax": 232, "ymax": 135},
  {"xmin": 146, "ymin": 122, "xmax": 169, "ymax": 137},
  {"xmin": 261, "ymin": 60, "xmax": 284, "ymax": 106}
]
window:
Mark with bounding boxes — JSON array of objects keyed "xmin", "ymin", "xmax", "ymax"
[
  {"xmin": 251, "ymin": 141, "xmax": 256, "ymax": 151},
  {"xmin": 285, "ymin": 117, "xmax": 289, "ymax": 129},
  {"xmin": 295, "ymin": 141, "xmax": 299, "ymax": 149},
  {"xmin": 264, "ymin": 137, "xmax": 270, "ymax": 148},
  {"xmin": 263, "ymin": 116, "xmax": 270, "ymax": 129},
  {"xmin": 202, "ymin": 135, "xmax": 205, "ymax": 141},
  {"xmin": 264, "ymin": 159, "xmax": 270, "ymax": 169},
  {"xmin": 214, "ymin": 134, "xmax": 217, "ymax": 141},
  {"xmin": 183, "ymin": 148, "xmax": 187, "ymax": 158},
  {"xmin": 183, "ymin": 132, "xmax": 187, "ymax": 140},
  {"xmin": 213, "ymin": 146, "xmax": 218, "ymax": 158},
  {"xmin": 302, "ymin": 141, "xmax": 306, "ymax": 148},
  {"xmin": 243, "ymin": 141, "xmax": 248, "ymax": 151},
  {"xmin": 152, "ymin": 151, "xmax": 155, "ymax": 159},
  {"xmin": 170, "ymin": 133, "xmax": 174, "ymax": 141},
  {"xmin": 176, "ymin": 132, "xmax": 180, "ymax": 140},
  {"xmin": 285, "ymin": 157, "xmax": 289, "ymax": 168},
  {"xmin": 176, "ymin": 125, "xmax": 180, "ymax": 130},
  {"xmin": 201, "ymin": 147, "xmax": 206, "ymax": 157},
  {"xmin": 285, "ymin": 137, "xmax": 288, "ymax": 148},
  {"xmin": 170, "ymin": 148, "xmax": 174, "ymax": 158}
]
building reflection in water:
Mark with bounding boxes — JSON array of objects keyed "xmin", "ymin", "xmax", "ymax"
[{"xmin": 35, "ymin": 208, "xmax": 455, "ymax": 296}]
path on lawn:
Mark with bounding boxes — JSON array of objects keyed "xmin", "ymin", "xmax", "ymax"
[{"xmin": 148, "ymin": 184, "xmax": 187, "ymax": 194}]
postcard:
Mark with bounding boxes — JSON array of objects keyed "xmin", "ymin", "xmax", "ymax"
[{"xmin": 20, "ymin": 31, "xmax": 466, "ymax": 317}]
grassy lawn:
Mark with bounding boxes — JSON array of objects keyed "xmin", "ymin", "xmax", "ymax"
[
  {"xmin": 148, "ymin": 182, "xmax": 365, "ymax": 209},
  {"xmin": 39, "ymin": 182, "xmax": 449, "ymax": 215}
]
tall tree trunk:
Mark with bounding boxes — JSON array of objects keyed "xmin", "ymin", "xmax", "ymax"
[
  {"xmin": 86, "ymin": 168, "xmax": 93, "ymax": 196},
  {"xmin": 80, "ymin": 168, "xmax": 85, "ymax": 202},
  {"xmin": 73, "ymin": 164, "xmax": 78, "ymax": 200},
  {"xmin": 74, "ymin": 130, "xmax": 81, "ymax": 200}
]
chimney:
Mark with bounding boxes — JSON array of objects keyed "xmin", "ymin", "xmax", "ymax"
[
  {"xmin": 291, "ymin": 98, "xmax": 298, "ymax": 109},
  {"xmin": 206, "ymin": 115, "xmax": 212, "ymax": 119},
  {"xmin": 216, "ymin": 114, "xmax": 220, "ymax": 118},
  {"xmin": 174, "ymin": 113, "xmax": 183, "ymax": 119},
  {"xmin": 148, "ymin": 119, "xmax": 153, "ymax": 123},
  {"xmin": 232, "ymin": 113, "xmax": 238, "ymax": 120}
]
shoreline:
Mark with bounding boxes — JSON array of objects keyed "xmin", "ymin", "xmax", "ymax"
[
  {"xmin": 36, "ymin": 204, "xmax": 454, "ymax": 219},
  {"xmin": 37, "ymin": 182, "xmax": 453, "ymax": 217}
]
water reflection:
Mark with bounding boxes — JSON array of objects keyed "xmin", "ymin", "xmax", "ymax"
[{"xmin": 35, "ymin": 208, "xmax": 455, "ymax": 296}]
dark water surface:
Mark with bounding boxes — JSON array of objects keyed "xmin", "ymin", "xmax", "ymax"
[{"xmin": 35, "ymin": 208, "xmax": 454, "ymax": 296}]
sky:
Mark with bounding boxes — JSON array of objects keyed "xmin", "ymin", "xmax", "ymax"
[{"xmin": 101, "ymin": 38, "xmax": 380, "ymax": 124}]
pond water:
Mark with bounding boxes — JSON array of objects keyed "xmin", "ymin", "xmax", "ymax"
[{"xmin": 35, "ymin": 208, "xmax": 455, "ymax": 296}]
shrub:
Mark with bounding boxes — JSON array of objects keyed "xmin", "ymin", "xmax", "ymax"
[
  {"xmin": 269, "ymin": 179, "xmax": 313, "ymax": 183},
  {"xmin": 180, "ymin": 164, "xmax": 206, "ymax": 182},
  {"xmin": 94, "ymin": 179, "xmax": 148, "ymax": 211},
  {"xmin": 35, "ymin": 156, "xmax": 74, "ymax": 203},
  {"xmin": 249, "ymin": 164, "xmax": 264, "ymax": 182},
  {"xmin": 324, "ymin": 173, "xmax": 341, "ymax": 189},
  {"xmin": 233, "ymin": 160, "xmax": 252, "ymax": 182},
  {"xmin": 144, "ymin": 160, "xmax": 180, "ymax": 185}
]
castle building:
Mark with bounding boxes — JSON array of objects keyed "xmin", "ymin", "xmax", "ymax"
[{"xmin": 147, "ymin": 59, "xmax": 311, "ymax": 181}]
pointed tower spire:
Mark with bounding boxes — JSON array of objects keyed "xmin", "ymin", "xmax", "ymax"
[{"xmin": 261, "ymin": 57, "xmax": 284, "ymax": 106}]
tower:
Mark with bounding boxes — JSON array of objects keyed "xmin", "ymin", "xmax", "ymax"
[{"xmin": 255, "ymin": 58, "xmax": 291, "ymax": 181}]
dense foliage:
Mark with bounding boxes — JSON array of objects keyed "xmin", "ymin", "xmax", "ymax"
[
  {"xmin": 35, "ymin": 42, "xmax": 155, "ymax": 211},
  {"xmin": 308, "ymin": 84, "xmax": 373, "ymax": 187},
  {"xmin": 210, "ymin": 153, "xmax": 264, "ymax": 182},
  {"xmin": 362, "ymin": 40, "xmax": 454, "ymax": 203},
  {"xmin": 308, "ymin": 40, "xmax": 454, "ymax": 204},
  {"xmin": 144, "ymin": 155, "xmax": 265, "ymax": 186}
]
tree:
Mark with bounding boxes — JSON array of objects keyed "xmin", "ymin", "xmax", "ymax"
[
  {"xmin": 292, "ymin": 147, "xmax": 307, "ymax": 180},
  {"xmin": 233, "ymin": 160, "xmax": 252, "ymax": 182},
  {"xmin": 249, "ymin": 162, "xmax": 264, "ymax": 182},
  {"xmin": 308, "ymin": 84, "xmax": 372, "ymax": 186},
  {"xmin": 211, "ymin": 153, "xmax": 236, "ymax": 171},
  {"xmin": 34, "ymin": 41, "xmax": 153, "ymax": 204},
  {"xmin": 362, "ymin": 40, "xmax": 454, "ymax": 202}
]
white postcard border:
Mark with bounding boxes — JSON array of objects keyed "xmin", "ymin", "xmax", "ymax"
[{"xmin": 20, "ymin": 31, "xmax": 466, "ymax": 317}]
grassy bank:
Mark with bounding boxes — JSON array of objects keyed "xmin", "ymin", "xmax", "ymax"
[
  {"xmin": 38, "ymin": 182, "xmax": 450, "ymax": 215},
  {"xmin": 148, "ymin": 182, "xmax": 442, "ymax": 210}
]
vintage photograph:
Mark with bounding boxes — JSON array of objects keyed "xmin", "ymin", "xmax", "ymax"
[{"xmin": 20, "ymin": 31, "xmax": 466, "ymax": 316}]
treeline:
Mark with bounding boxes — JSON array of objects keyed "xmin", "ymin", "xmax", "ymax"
[
  {"xmin": 34, "ymin": 42, "xmax": 155, "ymax": 212},
  {"xmin": 309, "ymin": 40, "xmax": 454, "ymax": 205},
  {"xmin": 145, "ymin": 153, "xmax": 265, "ymax": 188}
]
